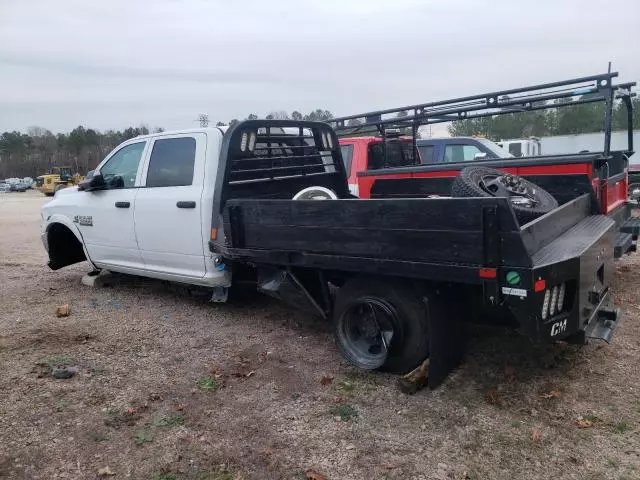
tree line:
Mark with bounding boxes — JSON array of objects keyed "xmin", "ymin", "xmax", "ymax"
[
  {"xmin": 2, "ymin": 99, "xmax": 637, "ymax": 179},
  {"xmin": 448, "ymin": 97, "xmax": 639, "ymax": 139},
  {"xmin": 0, "ymin": 110, "xmax": 335, "ymax": 179}
]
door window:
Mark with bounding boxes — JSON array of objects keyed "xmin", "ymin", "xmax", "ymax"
[
  {"xmin": 100, "ymin": 142, "xmax": 146, "ymax": 188},
  {"xmin": 444, "ymin": 144, "xmax": 483, "ymax": 162},
  {"xmin": 146, "ymin": 137, "xmax": 196, "ymax": 187},
  {"xmin": 418, "ymin": 145, "xmax": 436, "ymax": 163}
]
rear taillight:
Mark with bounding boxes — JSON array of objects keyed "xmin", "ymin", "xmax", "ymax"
[
  {"xmin": 541, "ymin": 282, "xmax": 568, "ymax": 319},
  {"xmin": 557, "ymin": 283, "xmax": 566, "ymax": 311},
  {"xmin": 542, "ymin": 289, "xmax": 551, "ymax": 320}
]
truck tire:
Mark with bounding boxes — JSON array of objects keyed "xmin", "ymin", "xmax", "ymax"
[
  {"xmin": 451, "ymin": 166, "xmax": 558, "ymax": 224},
  {"xmin": 333, "ymin": 277, "xmax": 429, "ymax": 374}
]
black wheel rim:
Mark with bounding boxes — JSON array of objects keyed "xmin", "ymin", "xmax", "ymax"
[
  {"xmin": 479, "ymin": 173, "xmax": 538, "ymax": 208},
  {"xmin": 339, "ymin": 297, "xmax": 399, "ymax": 369}
]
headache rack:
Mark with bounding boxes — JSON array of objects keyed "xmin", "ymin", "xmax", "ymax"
[
  {"xmin": 212, "ymin": 120, "xmax": 350, "ymax": 228},
  {"xmin": 328, "ymin": 70, "xmax": 636, "ymax": 158},
  {"xmin": 223, "ymin": 122, "xmax": 342, "ymax": 184}
]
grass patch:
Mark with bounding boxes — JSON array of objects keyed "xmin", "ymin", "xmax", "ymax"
[
  {"xmin": 155, "ymin": 414, "xmax": 185, "ymax": 428},
  {"xmin": 134, "ymin": 430, "xmax": 154, "ymax": 445},
  {"xmin": 197, "ymin": 376, "xmax": 218, "ymax": 391},
  {"xmin": 104, "ymin": 407, "xmax": 140, "ymax": 428},
  {"xmin": 54, "ymin": 400, "xmax": 68, "ymax": 412},
  {"xmin": 43, "ymin": 355, "xmax": 74, "ymax": 367},
  {"xmin": 336, "ymin": 380, "xmax": 356, "ymax": 393},
  {"xmin": 606, "ymin": 459, "xmax": 620, "ymax": 469},
  {"xmin": 157, "ymin": 475, "xmax": 177, "ymax": 480},
  {"xmin": 612, "ymin": 420, "xmax": 631, "ymax": 434},
  {"xmin": 91, "ymin": 430, "xmax": 109, "ymax": 443},
  {"xmin": 334, "ymin": 372, "xmax": 378, "ymax": 397},
  {"xmin": 330, "ymin": 404, "xmax": 358, "ymax": 421},
  {"xmin": 584, "ymin": 414, "xmax": 600, "ymax": 423}
]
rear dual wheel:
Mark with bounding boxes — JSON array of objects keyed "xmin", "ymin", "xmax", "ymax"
[{"xmin": 333, "ymin": 277, "xmax": 430, "ymax": 374}]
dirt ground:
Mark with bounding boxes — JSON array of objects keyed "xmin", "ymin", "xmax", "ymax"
[{"xmin": 1, "ymin": 190, "xmax": 640, "ymax": 480}]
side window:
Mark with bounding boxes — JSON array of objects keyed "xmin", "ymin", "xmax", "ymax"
[
  {"xmin": 509, "ymin": 142, "xmax": 523, "ymax": 157},
  {"xmin": 444, "ymin": 144, "xmax": 483, "ymax": 162},
  {"xmin": 100, "ymin": 142, "xmax": 146, "ymax": 188},
  {"xmin": 367, "ymin": 141, "xmax": 414, "ymax": 169},
  {"xmin": 340, "ymin": 144, "xmax": 354, "ymax": 177},
  {"xmin": 418, "ymin": 145, "xmax": 436, "ymax": 163},
  {"xmin": 146, "ymin": 137, "xmax": 196, "ymax": 188}
]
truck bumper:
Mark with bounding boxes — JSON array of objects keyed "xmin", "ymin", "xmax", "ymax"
[
  {"xmin": 585, "ymin": 302, "xmax": 621, "ymax": 343},
  {"xmin": 505, "ymin": 214, "xmax": 618, "ymax": 345}
]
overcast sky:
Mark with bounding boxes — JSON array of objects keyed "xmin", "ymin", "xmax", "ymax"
[{"xmin": 0, "ymin": 0, "xmax": 638, "ymax": 134}]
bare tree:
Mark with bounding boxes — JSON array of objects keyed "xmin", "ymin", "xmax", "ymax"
[{"xmin": 266, "ymin": 111, "xmax": 290, "ymax": 120}]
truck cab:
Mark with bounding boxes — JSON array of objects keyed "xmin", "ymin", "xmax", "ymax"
[
  {"xmin": 416, "ymin": 137, "xmax": 512, "ymax": 163},
  {"xmin": 497, "ymin": 138, "xmax": 542, "ymax": 157},
  {"xmin": 339, "ymin": 136, "xmax": 414, "ymax": 195},
  {"xmin": 40, "ymin": 127, "xmax": 231, "ymax": 288}
]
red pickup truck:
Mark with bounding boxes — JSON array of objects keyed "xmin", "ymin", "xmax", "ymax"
[{"xmin": 339, "ymin": 135, "xmax": 513, "ymax": 195}]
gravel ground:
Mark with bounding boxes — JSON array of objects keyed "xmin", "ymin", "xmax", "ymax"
[{"xmin": 1, "ymin": 191, "xmax": 640, "ymax": 480}]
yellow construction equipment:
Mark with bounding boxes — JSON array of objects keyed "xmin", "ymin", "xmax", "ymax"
[{"xmin": 36, "ymin": 167, "xmax": 84, "ymax": 196}]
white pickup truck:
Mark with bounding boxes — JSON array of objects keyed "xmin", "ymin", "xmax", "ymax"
[{"xmin": 41, "ymin": 127, "xmax": 232, "ymax": 293}]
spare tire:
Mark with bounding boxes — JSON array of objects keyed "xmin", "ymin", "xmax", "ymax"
[{"xmin": 451, "ymin": 166, "xmax": 558, "ymax": 224}]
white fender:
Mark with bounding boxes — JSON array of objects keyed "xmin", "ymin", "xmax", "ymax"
[{"xmin": 43, "ymin": 213, "xmax": 96, "ymax": 267}]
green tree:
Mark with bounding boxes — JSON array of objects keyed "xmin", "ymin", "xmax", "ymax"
[{"xmin": 304, "ymin": 109, "xmax": 333, "ymax": 122}]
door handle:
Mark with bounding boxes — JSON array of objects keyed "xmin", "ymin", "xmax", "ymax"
[
  {"xmin": 115, "ymin": 201, "xmax": 130, "ymax": 208},
  {"xmin": 176, "ymin": 201, "xmax": 196, "ymax": 209}
]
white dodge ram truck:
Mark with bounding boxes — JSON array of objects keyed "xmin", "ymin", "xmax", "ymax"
[{"xmin": 41, "ymin": 127, "xmax": 232, "ymax": 291}]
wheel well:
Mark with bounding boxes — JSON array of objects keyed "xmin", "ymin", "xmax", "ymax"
[{"xmin": 47, "ymin": 223, "xmax": 86, "ymax": 270}]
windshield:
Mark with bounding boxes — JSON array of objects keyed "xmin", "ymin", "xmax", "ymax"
[{"xmin": 476, "ymin": 138, "xmax": 514, "ymax": 158}]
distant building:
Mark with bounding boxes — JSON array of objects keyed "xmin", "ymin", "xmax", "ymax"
[{"xmin": 540, "ymin": 130, "xmax": 640, "ymax": 161}]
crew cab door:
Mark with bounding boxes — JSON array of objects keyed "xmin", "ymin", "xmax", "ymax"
[
  {"xmin": 79, "ymin": 140, "xmax": 147, "ymax": 269},
  {"xmin": 133, "ymin": 133, "xmax": 207, "ymax": 278}
]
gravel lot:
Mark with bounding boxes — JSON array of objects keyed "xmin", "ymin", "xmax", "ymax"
[{"xmin": 1, "ymin": 191, "xmax": 640, "ymax": 480}]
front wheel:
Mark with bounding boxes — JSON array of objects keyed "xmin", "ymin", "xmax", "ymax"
[{"xmin": 333, "ymin": 277, "xmax": 429, "ymax": 374}]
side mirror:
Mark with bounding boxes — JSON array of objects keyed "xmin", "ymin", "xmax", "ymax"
[
  {"xmin": 78, "ymin": 173, "xmax": 105, "ymax": 192},
  {"xmin": 474, "ymin": 152, "xmax": 488, "ymax": 160}
]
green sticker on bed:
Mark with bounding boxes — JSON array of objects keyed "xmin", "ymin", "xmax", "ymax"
[{"xmin": 506, "ymin": 271, "xmax": 521, "ymax": 285}]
